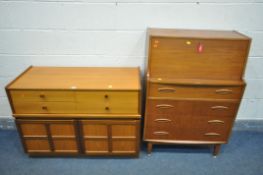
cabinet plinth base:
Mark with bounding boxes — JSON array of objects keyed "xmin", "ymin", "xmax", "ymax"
[{"xmin": 146, "ymin": 141, "xmax": 222, "ymax": 156}]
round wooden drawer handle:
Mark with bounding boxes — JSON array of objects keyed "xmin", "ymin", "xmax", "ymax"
[
  {"xmin": 42, "ymin": 106, "xmax": 48, "ymax": 110},
  {"xmin": 39, "ymin": 94, "xmax": 45, "ymax": 98},
  {"xmin": 105, "ymin": 106, "xmax": 110, "ymax": 110},
  {"xmin": 104, "ymin": 94, "xmax": 109, "ymax": 99}
]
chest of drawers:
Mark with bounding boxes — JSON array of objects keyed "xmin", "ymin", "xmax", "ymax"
[
  {"xmin": 143, "ymin": 28, "xmax": 251, "ymax": 155},
  {"xmin": 6, "ymin": 66, "xmax": 141, "ymax": 156}
]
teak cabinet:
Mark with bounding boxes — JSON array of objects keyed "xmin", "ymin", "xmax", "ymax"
[
  {"xmin": 6, "ymin": 66, "xmax": 141, "ymax": 156},
  {"xmin": 143, "ymin": 28, "xmax": 251, "ymax": 155}
]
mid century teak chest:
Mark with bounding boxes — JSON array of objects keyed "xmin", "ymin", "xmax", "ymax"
[
  {"xmin": 143, "ymin": 28, "xmax": 251, "ymax": 155},
  {"xmin": 6, "ymin": 66, "xmax": 141, "ymax": 156}
]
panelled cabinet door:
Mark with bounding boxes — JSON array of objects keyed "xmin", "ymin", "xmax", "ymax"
[
  {"xmin": 80, "ymin": 120, "xmax": 140, "ymax": 156},
  {"xmin": 17, "ymin": 120, "xmax": 79, "ymax": 154}
]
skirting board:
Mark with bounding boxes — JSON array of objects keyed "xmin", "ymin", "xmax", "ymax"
[{"xmin": 0, "ymin": 116, "xmax": 263, "ymax": 130}]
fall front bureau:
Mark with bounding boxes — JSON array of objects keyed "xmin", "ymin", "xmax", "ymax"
[
  {"xmin": 143, "ymin": 28, "xmax": 251, "ymax": 156},
  {"xmin": 6, "ymin": 66, "xmax": 141, "ymax": 156}
]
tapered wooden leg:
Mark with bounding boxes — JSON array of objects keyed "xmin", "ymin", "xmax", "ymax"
[
  {"xmin": 147, "ymin": 142, "xmax": 153, "ymax": 155},
  {"xmin": 213, "ymin": 144, "xmax": 221, "ymax": 156}
]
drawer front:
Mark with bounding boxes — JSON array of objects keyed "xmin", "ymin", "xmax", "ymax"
[
  {"xmin": 144, "ymin": 115, "xmax": 233, "ymax": 142},
  {"xmin": 149, "ymin": 83, "xmax": 244, "ymax": 99},
  {"xmin": 147, "ymin": 99, "xmax": 239, "ymax": 117},
  {"xmin": 150, "ymin": 37, "xmax": 249, "ymax": 80},
  {"xmin": 76, "ymin": 91, "xmax": 139, "ymax": 114},
  {"xmin": 13, "ymin": 101, "xmax": 76, "ymax": 114},
  {"xmin": 10, "ymin": 90, "xmax": 75, "ymax": 102},
  {"xmin": 176, "ymin": 116, "xmax": 234, "ymax": 141}
]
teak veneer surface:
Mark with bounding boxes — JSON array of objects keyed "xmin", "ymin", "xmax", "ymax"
[{"xmin": 8, "ymin": 66, "xmax": 140, "ymax": 90}]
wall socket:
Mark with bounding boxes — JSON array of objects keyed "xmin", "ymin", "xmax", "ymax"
[{"xmin": 0, "ymin": 118, "xmax": 16, "ymax": 130}]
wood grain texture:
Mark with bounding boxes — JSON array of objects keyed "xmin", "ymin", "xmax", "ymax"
[
  {"xmin": 149, "ymin": 37, "xmax": 249, "ymax": 80},
  {"xmin": 80, "ymin": 120, "xmax": 140, "ymax": 156},
  {"xmin": 144, "ymin": 28, "xmax": 250, "ymax": 155},
  {"xmin": 16, "ymin": 119, "xmax": 141, "ymax": 156},
  {"xmin": 149, "ymin": 83, "xmax": 244, "ymax": 99},
  {"xmin": 76, "ymin": 91, "xmax": 139, "ymax": 114},
  {"xmin": 8, "ymin": 66, "xmax": 143, "ymax": 157},
  {"xmin": 146, "ymin": 99, "xmax": 240, "ymax": 117},
  {"xmin": 7, "ymin": 66, "xmax": 141, "ymax": 90},
  {"xmin": 148, "ymin": 28, "xmax": 250, "ymax": 40}
]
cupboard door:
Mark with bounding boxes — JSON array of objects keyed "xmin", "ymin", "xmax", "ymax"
[
  {"xmin": 80, "ymin": 120, "xmax": 140, "ymax": 156},
  {"xmin": 16, "ymin": 120, "xmax": 79, "ymax": 154}
]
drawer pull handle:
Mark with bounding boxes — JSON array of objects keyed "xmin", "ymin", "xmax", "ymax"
[
  {"xmin": 204, "ymin": 133, "xmax": 220, "ymax": 137},
  {"xmin": 42, "ymin": 106, "xmax": 48, "ymax": 110},
  {"xmin": 105, "ymin": 106, "xmax": 110, "ymax": 110},
  {"xmin": 153, "ymin": 131, "xmax": 169, "ymax": 136},
  {"xmin": 104, "ymin": 94, "xmax": 108, "ymax": 99},
  {"xmin": 211, "ymin": 106, "xmax": 229, "ymax": 110},
  {"xmin": 156, "ymin": 104, "xmax": 174, "ymax": 109},
  {"xmin": 154, "ymin": 118, "xmax": 172, "ymax": 123},
  {"xmin": 158, "ymin": 88, "xmax": 176, "ymax": 93},
  {"xmin": 215, "ymin": 89, "xmax": 233, "ymax": 95},
  {"xmin": 208, "ymin": 120, "xmax": 225, "ymax": 124},
  {"xmin": 39, "ymin": 94, "xmax": 45, "ymax": 98}
]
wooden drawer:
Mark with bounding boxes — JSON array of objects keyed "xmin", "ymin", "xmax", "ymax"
[
  {"xmin": 150, "ymin": 37, "xmax": 249, "ymax": 80},
  {"xmin": 13, "ymin": 101, "xmax": 76, "ymax": 114},
  {"xmin": 76, "ymin": 91, "xmax": 139, "ymax": 114},
  {"xmin": 144, "ymin": 115, "xmax": 233, "ymax": 142},
  {"xmin": 149, "ymin": 83, "xmax": 244, "ymax": 99},
  {"xmin": 10, "ymin": 90, "xmax": 75, "ymax": 102},
  {"xmin": 147, "ymin": 99, "xmax": 239, "ymax": 117}
]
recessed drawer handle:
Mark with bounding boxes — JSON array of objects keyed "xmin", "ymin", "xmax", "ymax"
[
  {"xmin": 204, "ymin": 133, "xmax": 220, "ymax": 137},
  {"xmin": 211, "ymin": 106, "xmax": 229, "ymax": 110},
  {"xmin": 158, "ymin": 88, "xmax": 176, "ymax": 93},
  {"xmin": 215, "ymin": 89, "xmax": 233, "ymax": 95},
  {"xmin": 208, "ymin": 120, "xmax": 225, "ymax": 124},
  {"xmin": 156, "ymin": 104, "xmax": 174, "ymax": 109},
  {"xmin": 39, "ymin": 94, "xmax": 46, "ymax": 98},
  {"xmin": 42, "ymin": 106, "xmax": 48, "ymax": 110},
  {"xmin": 153, "ymin": 131, "xmax": 169, "ymax": 136},
  {"xmin": 154, "ymin": 118, "xmax": 172, "ymax": 123}
]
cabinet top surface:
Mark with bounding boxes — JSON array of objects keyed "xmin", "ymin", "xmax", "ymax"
[
  {"xmin": 148, "ymin": 28, "xmax": 250, "ymax": 40},
  {"xmin": 7, "ymin": 66, "xmax": 141, "ymax": 90}
]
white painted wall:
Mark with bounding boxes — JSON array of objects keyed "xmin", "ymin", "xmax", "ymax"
[{"xmin": 0, "ymin": 0, "xmax": 263, "ymax": 120}]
